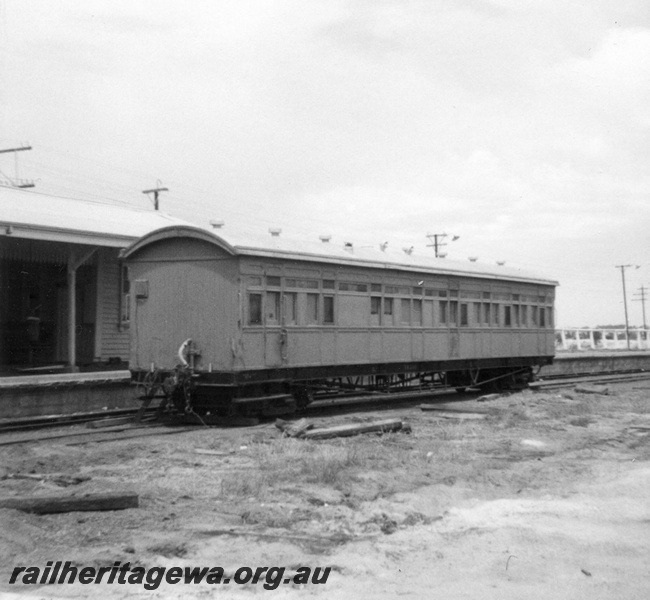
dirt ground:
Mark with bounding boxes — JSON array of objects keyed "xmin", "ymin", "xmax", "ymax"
[{"xmin": 1, "ymin": 382, "xmax": 649, "ymax": 599}]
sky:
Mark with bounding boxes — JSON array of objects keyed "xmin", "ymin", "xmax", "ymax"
[{"xmin": 0, "ymin": 0, "xmax": 649, "ymax": 327}]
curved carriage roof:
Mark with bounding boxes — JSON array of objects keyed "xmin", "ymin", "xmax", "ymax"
[{"xmin": 123, "ymin": 225, "xmax": 558, "ymax": 287}]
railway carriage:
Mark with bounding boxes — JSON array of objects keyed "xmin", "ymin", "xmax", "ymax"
[{"xmin": 122, "ymin": 225, "xmax": 557, "ymax": 415}]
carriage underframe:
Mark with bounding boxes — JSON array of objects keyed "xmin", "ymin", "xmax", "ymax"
[{"xmin": 133, "ymin": 355, "xmax": 551, "ymax": 417}]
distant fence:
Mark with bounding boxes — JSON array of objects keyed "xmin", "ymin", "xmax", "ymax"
[{"xmin": 556, "ymin": 328, "xmax": 650, "ymax": 351}]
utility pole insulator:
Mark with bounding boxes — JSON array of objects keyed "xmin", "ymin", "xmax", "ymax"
[
  {"xmin": 426, "ymin": 232, "xmax": 459, "ymax": 258},
  {"xmin": 142, "ymin": 185, "xmax": 169, "ymax": 211},
  {"xmin": 0, "ymin": 144, "xmax": 35, "ymax": 188}
]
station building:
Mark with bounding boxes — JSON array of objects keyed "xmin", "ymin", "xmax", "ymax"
[{"xmin": 0, "ymin": 186, "xmax": 191, "ymax": 375}]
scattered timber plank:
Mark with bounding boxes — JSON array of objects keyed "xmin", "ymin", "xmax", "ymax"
[
  {"xmin": 303, "ymin": 419, "xmax": 409, "ymax": 440},
  {"xmin": 419, "ymin": 403, "xmax": 489, "ymax": 414},
  {"xmin": 0, "ymin": 491, "xmax": 138, "ymax": 514},
  {"xmin": 574, "ymin": 384, "xmax": 610, "ymax": 395},
  {"xmin": 477, "ymin": 393, "xmax": 501, "ymax": 402},
  {"xmin": 275, "ymin": 418, "xmax": 313, "ymax": 438},
  {"xmin": 1, "ymin": 473, "xmax": 90, "ymax": 487},
  {"xmin": 419, "ymin": 408, "xmax": 486, "ymax": 420},
  {"xmin": 196, "ymin": 527, "xmax": 362, "ymax": 545},
  {"xmin": 194, "ymin": 448, "xmax": 235, "ymax": 456}
]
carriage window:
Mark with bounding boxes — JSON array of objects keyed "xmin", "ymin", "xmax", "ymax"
[
  {"xmin": 521, "ymin": 305, "xmax": 528, "ymax": 327},
  {"xmin": 339, "ymin": 282, "xmax": 368, "ymax": 292},
  {"xmin": 492, "ymin": 304, "xmax": 500, "ymax": 326},
  {"xmin": 513, "ymin": 305, "xmax": 520, "ymax": 327},
  {"xmin": 323, "ymin": 280, "xmax": 335, "ymax": 289},
  {"xmin": 474, "ymin": 303, "xmax": 481, "ymax": 325},
  {"xmin": 298, "ymin": 279, "xmax": 319, "ymax": 289},
  {"xmin": 306, "ymin": 293, "xmax": 319, "ymax": 324},
  {"xmin": 439, "ymin": 301, "xmax": 448, "ymax": 325},
  {"xmin": 284, "ymin": 293, "xmax": 297, "ymax": 324},
  {"xmin": 371, "ymin": 283, "xmax": 382, "ymax": 292},
  {"xmin": 483, "ymin": 303, "xmax": 491, "ymax": 325},
  {"xmin": 323, "ymin": 295, "xmax": 334, "ymax": 324},
  {"xmin": 504, "ymin": 305, "xmax": 512, "ymax": 327},
  {"xmin": 412, "ymin": 299, "xmax": 422, "ymax": 326},
  {"xmin": 400, "ymin": 299, "xmax": 410, "ymax": 324},
  {"xmin": 532, "ymin": 306, "xmax": 538, "ymax": 326},
  {"xmin": 248, "ymin": 293, "xmax": 262, "ymax": 325},
  {"xmin": 266, "ymin": 291, "xmax": 281, "ymax": 324},
  {"xmin": 449, "ymin": 301, "xmax": 458, "ymax": 325},
  {"xmin": 266, "ymin": 276, "xmax": 281, "ymax": 287},
  {"xmin": 371, "ymin": 297, "xmax": 381, "ymax": 315},
  {"xmin": 460, "ymin": 303, "xmax": 469, "ymax": 327},
  {"xmin": 384, "ymin": 297, "xmax": 394, "ymax": 325}
]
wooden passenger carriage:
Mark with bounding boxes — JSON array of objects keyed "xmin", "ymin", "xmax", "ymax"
[{"xmin": 122, "ymin": 226, "xmax": 557, "ymax": 415}]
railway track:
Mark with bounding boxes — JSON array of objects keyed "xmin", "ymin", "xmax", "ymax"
[
  {"xmin": 531, "ymin": 369, "xmax": 650, "ymax": 390},
  {"xmin": 0, "ymin": 407, "xmax": 154, "ymax": 434},
  {"xmin": 1, "ymin": 368, "xmax": 649, "ymax": 442}
]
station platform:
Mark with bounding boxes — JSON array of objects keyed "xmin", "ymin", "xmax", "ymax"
[
  {"xmin": 541, "ymin": 351, "xmax": 650, "ymax": 377},
  {"xmin": 0, "ymin": 370, "xmax": 137, "ymax": 420}
]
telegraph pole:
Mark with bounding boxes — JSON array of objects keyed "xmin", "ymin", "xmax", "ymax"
[
  {"xmin": 633, "ymin": 285, "xmax": 648, "ymax": 330},
  {"xmin": 426, "ymin": 233, "xmax": 459, "ymax": 258},
  {"xmin": 142, "ymin": 183, "xmax": 168, "ymax": 211},
  {"xmin": 615, "ymin": 264, "xmax": 639, "ymax": 350}
]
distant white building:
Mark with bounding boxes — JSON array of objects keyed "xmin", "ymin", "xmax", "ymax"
[{"xmin": 0, "ymin": 186, "xmax": 191, "ymax": 373}]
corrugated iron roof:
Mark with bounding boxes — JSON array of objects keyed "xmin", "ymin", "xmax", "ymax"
[
  {"xmin": 125, "ymin": 225, "xmax": 559, "ymax": 286},
  {"xmin": 0, "ymin": 186, "xmax": 191, "ymax": 247}
]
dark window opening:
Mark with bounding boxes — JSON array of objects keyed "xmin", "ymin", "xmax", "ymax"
[
  {"xmin": 248, "ymin": 293, "xmax": 262, "ymax": 325},
  {"xmin": 323, "ymin": 295, "xmax": 334, "ymax": 324}
]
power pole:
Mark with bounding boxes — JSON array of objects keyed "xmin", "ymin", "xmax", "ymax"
[
  {"xmin": 615, "ymin": 264, "xmax": 639, "ymax": 350},
  {"xmin": 633, "ymin": 285, "xmax": 648, "ymax": 330},
  {"xmin": 426, "ymin": 233, "xmax": 459, "ymax": 258},
  {"xmin": 0, "ymin": 145, "xmax": 35, "ymax": 188},
  {"xmin": 142, "ymin": 183, "xmax": 168, "ymax": 211}
]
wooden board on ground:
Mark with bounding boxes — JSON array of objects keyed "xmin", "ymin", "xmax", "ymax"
[
  {"xmin": 275, "ymin": 417, "xmax": 313, "ymax": 438},
  {"xmin": 303, "ymin": 418, "xmax": 409, "ymax": 440},
  {"xmin": 419, "ymin": 403, "xmax": 489, "ymax": 414},
  {"xmin": 0, "ymin": 491, "xmax": 138, "ymax": 514},
  {"xmin": 419, "ymin": 408, "xmax": 487, "ymax": 420},
  {"xmin": 575, "ymin": 385, "xmax": 610, "ymax": 395}
]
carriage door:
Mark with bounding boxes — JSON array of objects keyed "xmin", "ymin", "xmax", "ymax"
[
  {"xmin": 449, "ymin": 290, "xmax": 460, "ymax": 358},
  {"xmin": 264, "ymin": 289, "xmax": 283, "ymax": 367}
]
